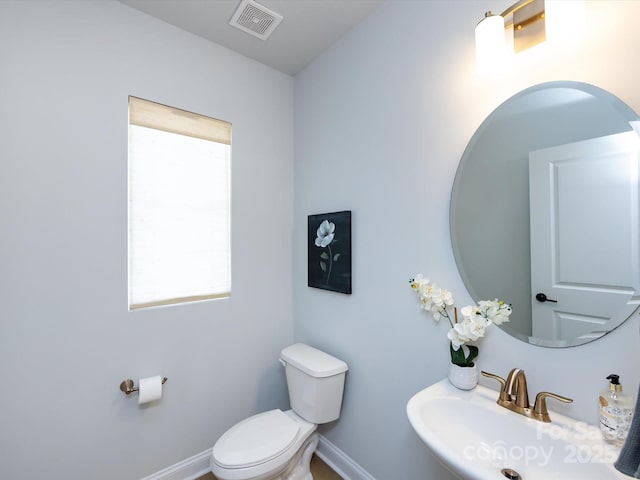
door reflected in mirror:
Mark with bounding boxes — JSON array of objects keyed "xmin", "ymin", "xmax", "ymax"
[{"xmin": 450, "ymin": 81, "xmax": 640, "ymax": 347}]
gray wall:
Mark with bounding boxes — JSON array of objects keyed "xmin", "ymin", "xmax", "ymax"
[
  {"xmin": 293, "ymin": 1, "xmax": 640, "ymax": 479},
  {"xmin": 0, "ymin": 1, "xmax": 294, "ymax": 479}
]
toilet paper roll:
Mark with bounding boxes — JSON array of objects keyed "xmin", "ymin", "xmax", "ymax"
[{"xmin": 138, "ymin": 375, "xmax": 163, "ymax": 405}]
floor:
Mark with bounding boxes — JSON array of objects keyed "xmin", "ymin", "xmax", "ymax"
[{"xmin": 198, "ymin": 454, "xmax": 343, "ymax": 480}]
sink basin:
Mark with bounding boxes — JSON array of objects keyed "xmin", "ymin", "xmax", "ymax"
[{"xmin": 407, "ymin": 379, "xmax": 627, "ymax": 479}]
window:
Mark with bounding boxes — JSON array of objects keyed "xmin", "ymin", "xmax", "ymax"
[{"xmin": 128, "ymin": 96, "xmax": 231, "ymax": 310}]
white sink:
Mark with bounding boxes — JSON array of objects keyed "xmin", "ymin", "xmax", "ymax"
[{"xmin": 407, "ymin": 379, "xmax": 628, "ymax": 480}]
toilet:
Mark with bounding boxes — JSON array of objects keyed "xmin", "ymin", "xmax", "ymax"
[{"xmin": 210, "ymin": 343, "xmax": 348, "ymax": 480}]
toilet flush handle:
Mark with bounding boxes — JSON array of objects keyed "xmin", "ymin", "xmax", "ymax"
[{"xmin": 279, "ymin": 358, "xmax": 287, "ymax": 367}]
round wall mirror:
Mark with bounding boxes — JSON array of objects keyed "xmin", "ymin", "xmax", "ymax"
[{"xmin": 450, "ymin": 81, "xmax": 640, "ymax": 347}]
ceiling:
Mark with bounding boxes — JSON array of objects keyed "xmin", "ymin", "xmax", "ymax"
[{"xmin": 118, "ymin": 0, "xmax": 384, "ymax": 76}]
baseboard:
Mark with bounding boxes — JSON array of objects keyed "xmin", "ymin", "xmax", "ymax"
[
  {"xmin": 140, "ymin": 448, "xmax": 211, "ymax": 480},
  {"xmin": 140, "ymin": 434, "xmax": 375, "ymax": 480},
  {"xmin": 315, "ymin": 434, "xmax": 376, "ymax": 480}
]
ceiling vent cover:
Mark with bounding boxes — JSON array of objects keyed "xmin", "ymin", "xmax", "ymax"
[{"xmin": 229, "ymin": 0, "xmax": 283, "ymax": 40}]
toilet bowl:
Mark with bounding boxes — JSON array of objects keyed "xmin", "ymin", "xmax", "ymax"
[
  {"xmin": 211, "ymin": 409, "xmax": 317, "ymax": 480},
  {"xmin": 210, "ymin": 343, "xmax": 348, "ymax": 480}
]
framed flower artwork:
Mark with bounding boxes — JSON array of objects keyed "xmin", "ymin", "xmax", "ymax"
[{"xmin": 307, "ymin": 210, "xmax": 352, "ymax": 294}]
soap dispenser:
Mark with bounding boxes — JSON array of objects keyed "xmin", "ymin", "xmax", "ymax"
[{"xmin": 599, "ymin": 374, "xmax": 635, "ymax": 446}]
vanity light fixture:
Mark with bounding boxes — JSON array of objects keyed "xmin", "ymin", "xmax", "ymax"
[{"xmin": 475, "ymin": 0, "xmax": 546, "ymax": 74}]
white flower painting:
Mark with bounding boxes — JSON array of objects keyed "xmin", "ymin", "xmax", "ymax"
[{"xmin": 308, "ymin": 211, "xmax": 352, "ymax": 294}]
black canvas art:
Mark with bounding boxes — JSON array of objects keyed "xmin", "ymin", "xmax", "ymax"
[{"xmin": 307, "ymin": 210, "xmax": 352, "ymax": 294}]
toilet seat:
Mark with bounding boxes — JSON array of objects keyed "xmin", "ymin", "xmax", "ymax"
[{"xmin": 213, "ymin": 409, "xmax": 300, "ymax": 469}]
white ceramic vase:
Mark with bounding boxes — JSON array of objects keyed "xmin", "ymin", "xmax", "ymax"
[{"xmin": 448, "ymin": 362, "xmax": 478, "ymax": 390}]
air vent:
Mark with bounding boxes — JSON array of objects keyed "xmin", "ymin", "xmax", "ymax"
[{"xmin": 229, "ymin": 0, "xmax": 283, "ymax": 40}]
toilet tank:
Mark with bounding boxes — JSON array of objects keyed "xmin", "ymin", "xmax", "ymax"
[{"xmin": 280, "ymin": 343, "xmax": 348, "ymax": 424}]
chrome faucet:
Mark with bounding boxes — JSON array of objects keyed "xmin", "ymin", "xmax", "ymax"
[{"xmin": 481, "ymin": 368, "xmax": 573, "ymax": 423}]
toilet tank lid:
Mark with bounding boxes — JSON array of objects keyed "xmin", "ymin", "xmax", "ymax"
[{"xmin": 280, "ymin": 343, "xmax": 348, "ymax": 378}]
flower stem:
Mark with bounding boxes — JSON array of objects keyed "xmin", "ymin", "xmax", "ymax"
[
  {"xmin": 326, "ymin": 244, "xmax": 333, "ymax": 284},
  {"xmin": 441, "ymin": 308, "xmax": 454, "ymax": 329}
]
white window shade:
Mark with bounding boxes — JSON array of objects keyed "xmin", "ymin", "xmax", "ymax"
[{"xmin": 128, "ymin": 97, "xmax": 231, "ymax": 310}]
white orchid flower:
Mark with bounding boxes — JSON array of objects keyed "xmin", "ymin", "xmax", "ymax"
[
  {"xmin": 479, "ymin": 299, "xmax": 512, "ymax": 325},
  {"xmin": 448, "ymin": 323, "xmax": 475, "ymax": 350},
  {"xmin": 447, "ymin": 327, "xmax": 465, "ymax": 350},
  {"xmin": 315, "ymin": 220, "xmax": 335, "ymax": 247},
  {"xmin": 460, "ymin": 305, "xmax": 477, "ymax": 321},
  {"xmin": 434, "ymin": 287, "xmax": 454, "ymax": 309},
  {"xmin": 466, "ymin": 314, "xmax": 489, "ymax": 340}
]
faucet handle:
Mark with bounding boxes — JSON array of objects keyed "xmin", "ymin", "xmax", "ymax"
[
  {"xmin": 533, "ymin": 391, "xmax": 573, "ymax": 422},
  {"xmin": 481, "ymin": 371, "xmax": 511, "ymax": 403}
]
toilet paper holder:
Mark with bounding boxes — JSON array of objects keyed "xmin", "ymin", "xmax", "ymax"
[{"xmin": 120, "ymin": 377, "xmax": 168, "ymax": 395}]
